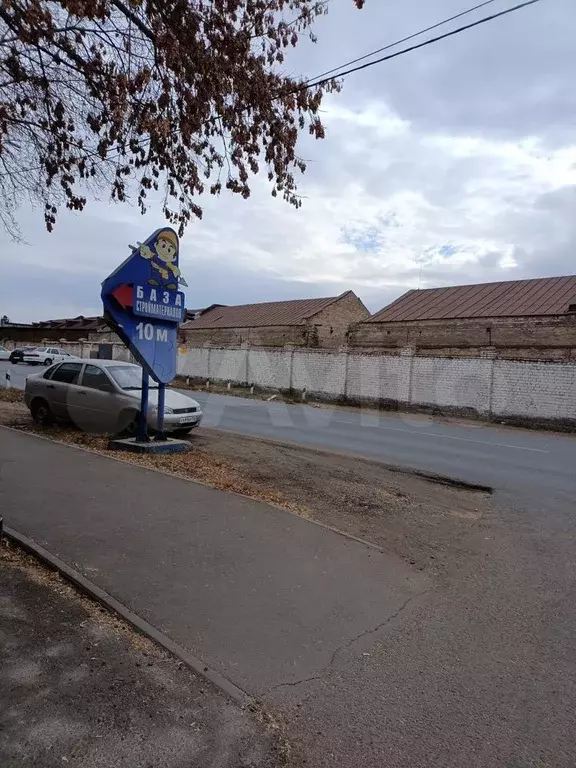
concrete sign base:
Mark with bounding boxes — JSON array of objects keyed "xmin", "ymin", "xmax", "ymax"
[{"xmin": 108, "ymin": 437, "xmax": 191, "ymax": 455}]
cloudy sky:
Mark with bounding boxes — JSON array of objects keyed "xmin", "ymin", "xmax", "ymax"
[{"xmin": 1, "ymin": 0, "xmax": 574, "ymax": 323}]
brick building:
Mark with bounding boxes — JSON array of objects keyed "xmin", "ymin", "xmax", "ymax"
[
  {"xmin": 0, "ymin": 315, "xmax": 108, "ymax": 345},
  {"xmin": 350, "ymin": 275, "xmax": 576, "ymax": 360},
  {"xmin": 181, "ymin": 291, "xmax": 369, "ymax": 348}
]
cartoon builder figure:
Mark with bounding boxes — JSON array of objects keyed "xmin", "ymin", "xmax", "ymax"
[{"xmin": 139, "ymin": 229, "xmax": 181, "ymax": 290}]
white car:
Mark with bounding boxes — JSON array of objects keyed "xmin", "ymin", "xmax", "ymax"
[
  {"xmin": 23, "ymin": 346, "xmax": 79, "ymax": 366},
  {"xmin": 0, "ymin": 345, "xmax": 10, "ymax": 361}
]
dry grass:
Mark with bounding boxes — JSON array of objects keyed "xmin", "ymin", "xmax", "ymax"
[
  {"xmin": 175, "ymin": 378, "xmax": 303, "ymax": 404},
  {"xmin": 122, "ymin": 449, "xmax": 311, "ymax": 516}
]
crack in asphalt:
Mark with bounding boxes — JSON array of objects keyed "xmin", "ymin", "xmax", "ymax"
[{"xmin": 261, "ymin": 589, "xmax": 430, "ymax": 697}]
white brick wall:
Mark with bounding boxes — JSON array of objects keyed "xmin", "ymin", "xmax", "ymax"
[
  {"xmin": 248, "ymin": 349, "xmax": 291, "ymax": 389},
  {"xmin": 346, "ymin": 354, "xmax": 411, "ymax": 403},
  {"xmin": 208, "ymin": 348, "xmax": 247, "ymax": 383},
  {"xmin": 492, "ymin": 360, "xmax": 576, "ymax": 420},
  {"xmin": 176, "ymin": 346, "xmax": 576, "ymax": 426},
  {"xmin": 178, "ymin": 347, "xmax": 210, "ymax": 379},
  {"xmin": 411, "ymin": 357, "xmax": 492, "ymax": 414},
  {"xmin": 292, "ymin": 351, "xmax": 347, "ymax": 396}
]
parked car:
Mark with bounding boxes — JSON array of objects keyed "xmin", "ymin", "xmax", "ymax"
[
  {"xmin": 8, "ymin": 347, "xmax": 38, "ymax": 364},
  {"xmin": 0, "ymin": 345, "xmax": 10, "ymax": 361},
  {"xmin": 23, "ymin": 346, "xmax": 79, "ymax": 366},
  {"xmin": 25, "ymin": 359, "xmax": 203, "ymax": 436}
]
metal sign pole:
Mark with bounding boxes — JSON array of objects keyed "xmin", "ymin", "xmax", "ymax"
[
  {"xmin": 156, "ymin": 383, "xmax": 166, "ymax": 440},
  {"xmin": 138, "ymin": 368, "xmax": 150, "ymax": 442},
  {"xmin": 102, "ymin": 226, "xmax": 189, "ymax": 453}
]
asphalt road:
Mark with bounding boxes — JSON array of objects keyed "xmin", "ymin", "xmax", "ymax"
[
  {"xmin": 3, "ymin": 361, "xmax": 575, "ymax": 497},
  {"xmin": 0, "ymin": 360, "xmax": 44, "ymax": 390},
  {"xmin": 187, "ymin": 390, "xmax": 576, "ymax": 498}
]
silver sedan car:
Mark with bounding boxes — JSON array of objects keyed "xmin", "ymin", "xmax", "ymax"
[{"xmin": 25, "ymin": 359, "xmax": 202, "ymax": 436}]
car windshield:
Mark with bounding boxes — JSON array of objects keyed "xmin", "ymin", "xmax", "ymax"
[{"xmin": 107, "ymin": 365, "xmax": 158, "ymax": 390}]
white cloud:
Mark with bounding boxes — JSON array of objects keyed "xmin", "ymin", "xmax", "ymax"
[{"xmin": 171, "ymin": 95, "xmax": 576, "ymax": 294}]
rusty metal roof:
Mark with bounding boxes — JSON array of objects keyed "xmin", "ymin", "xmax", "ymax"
[
  {"xmin": 368, "ymin": 276, "xmax": 576, "ymax": 323},
  {"xmin": 33, "ymin": 315, "xmax": 106, "ymax": 331},
  {"xmin": 182, "ymin": 292, "xmax": 354, "ymax": 330}
]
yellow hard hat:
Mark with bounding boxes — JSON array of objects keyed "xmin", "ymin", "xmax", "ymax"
[{"xmin": 157, "ymin": 229, "xmax": 178, "ymax": 249}]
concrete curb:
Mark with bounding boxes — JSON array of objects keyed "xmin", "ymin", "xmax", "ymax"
[{"xmin": 3, "ymin": 525, "xmax": 249, "ymax": 706}]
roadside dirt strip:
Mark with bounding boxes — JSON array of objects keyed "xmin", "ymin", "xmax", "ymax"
[{"xmin": 0, "ymin": 390, "xmax": 491, "ymax": 578}]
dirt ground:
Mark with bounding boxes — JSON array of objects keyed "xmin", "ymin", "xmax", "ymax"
[
  {"xmin": 0, "ymin": 390, "xmax": 491, "ymax": 577},
  {"xmin": 0, "ymin": 540, "xmax": 289, "ymax": 768}
]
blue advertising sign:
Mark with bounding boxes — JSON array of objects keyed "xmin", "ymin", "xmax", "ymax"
[
  {"xmin": 101, "ymin": 227, "xmax": 186, "ymax": 384},
  {"xmin": 133, "ymin": 284, "xmax": 186, "ymax": 323}
]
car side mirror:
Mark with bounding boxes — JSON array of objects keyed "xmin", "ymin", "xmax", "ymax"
[{"xmin": 99, "ymin": 383, "xmax": 113, "ymax": 393}]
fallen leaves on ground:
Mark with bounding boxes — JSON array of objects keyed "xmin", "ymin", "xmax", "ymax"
[
  {"xmin": 0, "ymin": 388, "xmax": 25, "ymax": 403},
  {"xmin": 1, "ymin": 540, "xmax": 161, "ymax": 652}
]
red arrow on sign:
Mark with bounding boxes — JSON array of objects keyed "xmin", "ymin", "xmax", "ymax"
[{"xmin": 111, "ymin": 284, "xmax": 133, "ymax": 310}]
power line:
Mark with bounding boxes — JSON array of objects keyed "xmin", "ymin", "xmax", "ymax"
[
  {"xmin": 309, "ymin": 0, "xmax": 499, "ymax": 84},
  {"xmin": 303, "ymin": 0, "xmax": 542, "ymax": 91}
]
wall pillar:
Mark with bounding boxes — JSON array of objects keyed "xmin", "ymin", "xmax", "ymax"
[
  {"xmin": 285, "ymin": 344, "xmax": 296, "ymax": 392},
  {"xmin": 482, "ymin": 346, "xmax": 497, "ymax": 419},
  {"xmin": 241, "ymin": 340, "xmax": 250, "ymax": 385},
  {"xmin": 341, "ymin": 346, "xmax": 351, "ymax": 400},
  {"xmin": 401, "ymin": 346, "xmax": 416, "ymax": 404},
  {"xmin": 203, "ymin": 342, "xmax": 212, "ymax": 380}
]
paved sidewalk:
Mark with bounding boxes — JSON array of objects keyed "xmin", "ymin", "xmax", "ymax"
[{"xmin": 0, "ymin": 428, "xmax": 426, "ymax": 696}]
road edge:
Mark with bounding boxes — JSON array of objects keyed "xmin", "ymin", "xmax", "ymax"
[
  {"xmin": 201, "ymin": 426, "xmax": 494, "ymax": 494},
  {"xmin": 2, "ymin": 525, "xmax": 250, "ymax": 706}
]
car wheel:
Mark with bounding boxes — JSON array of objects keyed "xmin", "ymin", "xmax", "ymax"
[
  {"xmin": 117, "ymin": 409, "xmax": 140, "ymax": 437},
  {"xmin": 43, "ymin": 358, "xmax": 52, "ymax": 366},
  {"xmin": 31, "ymin": 398, "xmax": 53, "ymax": 426}
]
